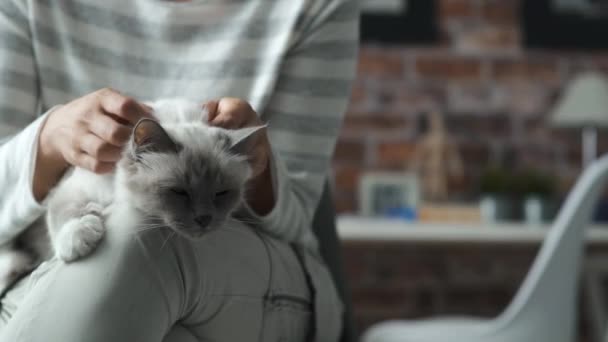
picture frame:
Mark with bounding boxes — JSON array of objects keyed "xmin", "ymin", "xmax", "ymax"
[
  {"xmin": 359, "ymin": 172, "xmax": 419, "ymax": 216},
  {"xmin": 523, "ymin": 0, "xmax": 608, "ymax": 49},
  {"xmin": 360, "ymin": 0, "xmax": 438, "ymax": 45},
  {"xmin": 584, "ymin": 257, "xmax": 608, "ymax": 342}
]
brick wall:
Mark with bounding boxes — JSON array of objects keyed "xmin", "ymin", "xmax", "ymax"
[
  {"xmin": 333, "ymin": 0, "xmax": 608, "ymax": 213},
  {"xmin": 336, "ymin": 1, "xmax": 608, "ymax": 340}
]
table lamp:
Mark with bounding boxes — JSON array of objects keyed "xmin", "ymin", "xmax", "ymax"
[{"xmin": 551, "ymin": 72, "xmax": 608, "ymax": 167}]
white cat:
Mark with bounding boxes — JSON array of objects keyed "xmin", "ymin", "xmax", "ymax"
[{"xmin": 0, "ymin": 99, "xmax": 264, "ymax": 293}]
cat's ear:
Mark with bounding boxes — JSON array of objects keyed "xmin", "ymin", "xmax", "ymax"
[
  {"xmin": 228, "ymin": 125, "xmax": 267, "ymax": 155},
  {"xmin": 132, "ymin": 118, "xmax": 178, "ymax": 154}
]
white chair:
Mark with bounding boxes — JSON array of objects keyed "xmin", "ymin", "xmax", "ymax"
[{"xmin": 363, "ymin": 156, "xmax": 608, "ymax": 342}]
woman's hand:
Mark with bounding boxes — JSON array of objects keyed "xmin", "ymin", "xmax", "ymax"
[
  {"xmin": 204, "ymin": 98, "xmax": 271, "ymax": 179},
  {"xmin": 41, "ymin": 88, "xmax": 152, "ymax": 173},
  {"xmin": 204, "ymin": 98, "xmax": 275, "ymax": 215},
  {"xmin": 34, "ymin": 88, "xmax": 152, "ymax": 201}
]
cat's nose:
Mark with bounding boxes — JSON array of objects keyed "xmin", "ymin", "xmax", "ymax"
[{"xmin": 194, "ymin": 215, "xmax": 212, "ymax": 228}]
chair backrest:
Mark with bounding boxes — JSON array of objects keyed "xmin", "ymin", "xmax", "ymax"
[
  {"xmin": 495, "ymin": 156, "xmax": 608, "ymax": 341},
  {"xmin": 311, "ymin": 183, "xmax": 356, "ymax": 342}
]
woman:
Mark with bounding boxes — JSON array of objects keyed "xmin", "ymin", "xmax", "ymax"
[{"xmin": 0, "ymin": 0, "xmax": 359, "ymax": 341}]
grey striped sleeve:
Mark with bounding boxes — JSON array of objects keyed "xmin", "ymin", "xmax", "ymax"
[
  {"xmin": 0, "ymin": 0, "xmax": 43, "ymax": 239},
  {"xmin": 246, "ymin": 0, "xmax": 359, "ymax": 250},
  {"xmin": 0, "ymin": 0, "xmax": 38, "ymax": 134}
]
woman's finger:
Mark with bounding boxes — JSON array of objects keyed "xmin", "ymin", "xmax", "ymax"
[
  {"xmin": 97, "ymin": 88, "xmax": 153, "ymax": 124},
  {"xmin": 79, "ymin": 134, "xmax": 123, "ymax": 162},
  {"xmin": 209, "ymin": 98, "xmax": 253, "ymax": 129},
  {"xmin": 73, "ymin": 150, "xmax": 115, "ymax": 174},
  {"xmin": 203, "ymin": 100, "xmax": 219, "ymax": 123},
  {"xmin": 210, "ymin": 113, "xmax": 241, "ymax": 129},
  {"xmin": 88, "ymin": 111, "xmax": 132, "ymax": 146}
]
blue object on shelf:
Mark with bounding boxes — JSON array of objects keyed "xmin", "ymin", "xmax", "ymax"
[{"xmin": 385, "ymin": 206, "xmax": 417, "ymax": 221}]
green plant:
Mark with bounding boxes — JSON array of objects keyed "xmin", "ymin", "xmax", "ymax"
[
  {"xmin": 514, "ymin": 169, "xmax": 557, "ymax": 198},
  {"xmin": 479, "ymin": 167, "xmax": 512, "ymax": 195},
  {"xmin": 480, "ymin": 167, "xmax": 557, "ymax": 198}
]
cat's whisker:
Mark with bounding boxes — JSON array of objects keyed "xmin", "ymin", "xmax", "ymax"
[
  {"xmin": 132, "ymin": 227, "xmax": 165, "ymax": 234},
  {"xmin": 236, "ymin": 218, "xmax": 259, "ymax": 224},
  {"xmin": 160, "ymin": 231, "xmax": 175, "ymax": 251},
  {"xmin": 234, "ymin": 218, "xmax": 261, "ymax": 226},
  {"xmin": 138, "ymin": 223, "xmax": 168, "ymax": 229},
  {"xmin": 137, "ymin": 220, "xmax": 165, "ymax": 226},
  {"xmin": 116, "ymin": 224, "xmax": 169, "ymax": 236}
]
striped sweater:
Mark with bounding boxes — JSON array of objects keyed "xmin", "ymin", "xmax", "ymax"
[{"xmin": 0, "ymin": 0, "xmax": 359, "ymax": 250}]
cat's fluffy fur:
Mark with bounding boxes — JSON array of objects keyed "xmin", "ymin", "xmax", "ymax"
[{"xmin": 0, "ymin": 99, "xmax": 262, "ymax": 291}]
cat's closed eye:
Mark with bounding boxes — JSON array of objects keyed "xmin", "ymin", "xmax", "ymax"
[
  {"xmin": 215, "ymin": 190, "xmax": 229, "ymax": 197},
  {"xmin": 170, "ymin": 188, "xmax": 189, "ymax": 197}
]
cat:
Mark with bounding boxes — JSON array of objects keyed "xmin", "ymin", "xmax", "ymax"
[{"xmin": 0, "ymin": 99, "xmax": 264, "ymax": 293}]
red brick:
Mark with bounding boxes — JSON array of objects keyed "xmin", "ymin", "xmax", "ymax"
[
  {"xmin": 341, "ymin": 245, "xmax": 374, "ymax": 279},
  {"xmin": 520, "ymin": 117, "xmax": 550, "ymax": 141},
  {"xmin": 492, "ymin": 59, "xmax": 561, "ymax": 84},
  {"xmin": 588, "ymin": 54, "xmax": 608, "ymax": 71},
  {"xmin": 367, "ymin": 82, "xmax": 446, "ymax": 113},
  {"xmin": 516, "ymin": 143, "xmax": 556, "ymax": 168},
  {"xmin": 448, "ymin": 169, "xmax": 477, "ymax": 197},
  {"xmin": 568, "ymin": 54, "xmax": 608, "ymax": 76},
  {"xmin": 447, "ymin": 85, "xmax": 508, "ymax": 114},
  {"xmin": 443, "ymin": 286, "xmax": 510, "ymax": 316},
  {"xmin": 332, "ymin": 164, "xmax": 361, "ymax": 193},
  {"xmin": 439, "ymin": 0, "xmax": 477, "ymax": 20},
  {"xmin": 481, "ymin": 0, "xmax": 519, "ymax": 25},
  {"xmin": 350, "ymin": 287, "xmax": 413, "ymax": 311},
  {"xmin": 597, "ymin": 134, "xmax": 608, "ymax": 156},
  {"xmin": 358, "ymin": 49, "xmax": 404, "ymax": 78},
  {"xmin": 503, "ymin": 84, "xmax": 553, "ymax": 116},
  {"xmin": 343, "ymin": 114, "xmax": 411, "ymax": 133},
  {"xmin": 455, "ymin": 25, "xmax": 521, "ymax": 54},
  {"xmin": 373, "ymin": 84, "xmax": 402, "ymax": 109},
  {"xmin": 333, "ymin": 193, "xmax": 357, "ymax": 213},
  {"xmin": 376, "ymin": 141, "xmax": 417, "ymax": 168},
  {"xmin": 333, "ymin": 139, "xmax": 366, "ymax": 164},
  {"xmin": 349, "ymin": 81, "xmax": 366, "ymax": 105},
  {"xmin": 551, "ymin": 129, "xmax": 579, "ymax": 152},
  {"xmin": 415, "ymin": 57, "xmax": 482, "ymax": 81},
  {"xmin": 459, "ymin": 141, "xmax": 491, "ymax": 165},
  {"xmin": 446, "ymin": 114, "xmax": 511, "ymax": 139},
  {"xmin": 566, "ymin": 144, "xmax": 583, "ymax": 168}
]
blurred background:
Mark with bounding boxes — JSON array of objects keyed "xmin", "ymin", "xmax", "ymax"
[{"xmin": 333, "ymin": 0, "xmax": 608, "ymax": 341}]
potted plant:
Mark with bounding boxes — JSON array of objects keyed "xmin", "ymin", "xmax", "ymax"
[
  {"xmin": 479, "ymin": 166, "xmax": 518, "ymax": 222},
  {"xmin": 515, "ymin": 169, "xmax": 558, "ymax": 225}
]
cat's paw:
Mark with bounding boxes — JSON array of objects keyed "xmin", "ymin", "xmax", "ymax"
[{"xmin": 56, "ymin": 214, "xmax": 105, "ymax": 262}]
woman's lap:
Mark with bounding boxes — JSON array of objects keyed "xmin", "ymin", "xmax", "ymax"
[{"xmin": 0, "ymin": 220, "xmax": 312, "ymax": 342}]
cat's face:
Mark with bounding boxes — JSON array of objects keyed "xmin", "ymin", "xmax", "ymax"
[{"xmin": 119, "ymin": 119, "xmax": 262, "ymax": 239}]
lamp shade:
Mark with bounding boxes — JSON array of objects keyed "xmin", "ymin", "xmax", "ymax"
[{"xmin": 551, "ymin": 73, "xmax": 608, "ymax": 128}]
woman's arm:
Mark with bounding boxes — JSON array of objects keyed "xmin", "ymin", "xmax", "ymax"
[
  {"xmin": 211, "ymin": 0, "xmax": 359, "ymax": 251},
  {"xmin": 207, "ymin": 0, "xmax": 359, "ymax": 251},
  {"xmin": 0, "ymin": 1, "xmax": 152, "ymax": 244},
  {"xmin": 0, "ymin": 0, "xmax": 47, "ymax": 243},
  {"xmin": 255, "ymin": 0, "xmax": 359, "ymax": 250}
]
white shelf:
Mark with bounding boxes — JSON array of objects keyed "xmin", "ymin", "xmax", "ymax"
[{"xmin": 337, "ymin": 215, "xmax": 608, "ymax": 244}]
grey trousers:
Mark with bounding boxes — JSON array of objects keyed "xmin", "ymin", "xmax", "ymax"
[{"xmin": 0, "ymin": 221, "xmax": 331, "ymax": 341}]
